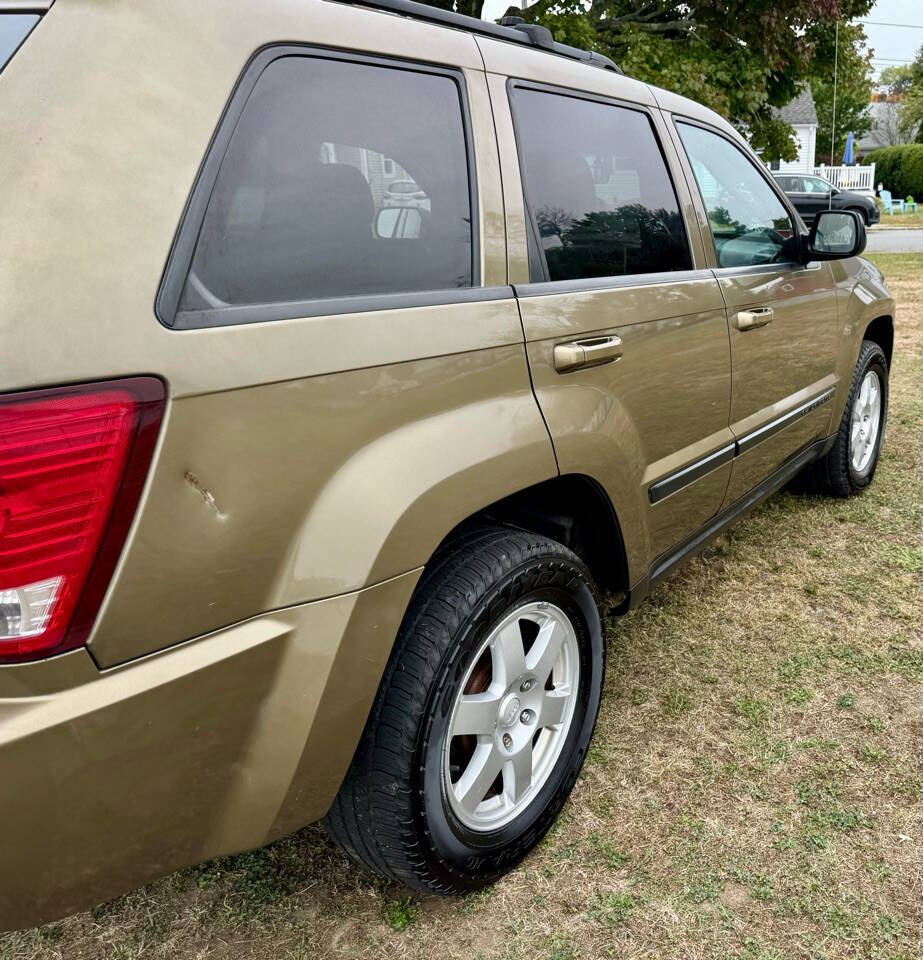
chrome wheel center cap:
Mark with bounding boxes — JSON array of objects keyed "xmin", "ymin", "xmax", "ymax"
[{"xmin": 498, "ymin": 693, "xmax": 521, "ymax": 728}]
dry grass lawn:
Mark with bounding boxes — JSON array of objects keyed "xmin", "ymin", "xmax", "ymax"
[
  {"xmin": 871, "ymin": 210, "xmax": 922, "ymax": 230},
  {"xmin": 2, "ymin": 255, "xmax": 920, "ymax": 960}
]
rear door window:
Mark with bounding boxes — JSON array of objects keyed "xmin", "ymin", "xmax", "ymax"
[
  {"xmin": 173, "ymin": 53, "xmax": 475, "ymax": 323},
  {"xmin": 510, "ymin": 86, "xmax": 692, "ymax": 283},
  {"xmin": 803, "ymin": 177, "xmax": 832, "ymax": 194}
]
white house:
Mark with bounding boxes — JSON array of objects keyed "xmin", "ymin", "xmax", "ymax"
[{"xmin": 767, "ymin": 88, "xmax": 818, "ymax": 173}]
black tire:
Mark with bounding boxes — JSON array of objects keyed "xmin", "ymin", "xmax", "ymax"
[
  {"xmin": 848, "ymin": 206, "xmax": 869, "ymax": 226},
  {"xmin": 801, "ymin": 339, "xmax": 888, "ymax": 496},
  {"xmin": 324, "ymin": 527, "xmax": 605, "ymax": 894}
]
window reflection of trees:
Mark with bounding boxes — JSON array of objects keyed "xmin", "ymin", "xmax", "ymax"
[{"xmin": 535, "ymin": 203, "xmax": 690, "ymax": 278}]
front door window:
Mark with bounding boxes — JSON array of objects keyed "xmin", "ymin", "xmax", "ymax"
[{"xmin": 676, "ymin": 123, "xmax": 798, "ymax": 269}]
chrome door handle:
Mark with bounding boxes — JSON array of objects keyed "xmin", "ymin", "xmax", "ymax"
[
  {"xmin": 553, "ymin": 335, "xmax": 623, "ymax": 373},
  {"xmin": 736, "ymin": 307, "xmax": 774, "ymax": 331}
]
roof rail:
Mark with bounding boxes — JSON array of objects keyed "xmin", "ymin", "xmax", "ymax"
[{"xmin": 331, "ymin": 0, "xmax": 622, "ymax": 74}]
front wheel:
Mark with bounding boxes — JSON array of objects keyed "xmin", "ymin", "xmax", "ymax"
[
  {"xmin": 801, "ymin": 339, "xmax": 888, "ymax": 496},
  {"xmin": 325, "ymin": 528, "xmax": 605, "ymax": 893}
]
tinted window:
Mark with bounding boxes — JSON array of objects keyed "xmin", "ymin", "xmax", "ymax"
[
  {"xmin": 0, "ymin": 13, "xmax": 38, "ymax": 73},
  {"xmin": 677, "ymin": 123, "xmax": 796, "ymax": 269},
  {"xmin": 803, "ymin": 177, "xmax": 832, "ymax": 194},
  {"xmin": 512, "ymin": 88, "xmax": 692, "ymax": 282},
  {"xmin": 179, "ymin": 56, "xmax": 473, "ymax": 314}
]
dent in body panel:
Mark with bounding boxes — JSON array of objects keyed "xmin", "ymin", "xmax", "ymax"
[{"xmin": 89, "ymin": 341, "xmax": 556, "ymax": 667}]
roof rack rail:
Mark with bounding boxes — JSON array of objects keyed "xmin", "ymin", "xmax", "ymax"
[{"xmin": 332, "ymin": 0, "xmax": 623, "ymax": 74}]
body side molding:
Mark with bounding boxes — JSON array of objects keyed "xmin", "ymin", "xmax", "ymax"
[
  {"xmin": 648, "ymin": 388, "xmax": 835, "ymax": 504},
  {"xmin": 632, "ymin": 433, "xmax": 835, "ymax": 606}
]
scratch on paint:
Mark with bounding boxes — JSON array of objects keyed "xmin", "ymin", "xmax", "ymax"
[{"xmin": 183, "ymin": 471, "xmax": 228, "ymax": 521}]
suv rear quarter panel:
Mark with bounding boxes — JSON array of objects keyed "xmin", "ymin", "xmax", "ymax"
[{"xmin": 0, "ymin": 0, "xmax": 557, "ymax": 666}]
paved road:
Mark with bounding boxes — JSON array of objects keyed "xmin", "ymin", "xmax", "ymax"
[{"xmin": 865, "ymin": 229, "xmax": 923, "ymax": 253}]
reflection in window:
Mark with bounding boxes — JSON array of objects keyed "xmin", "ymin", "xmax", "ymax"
[
  {"xmin": 677, "ymin": 123, "xmax": 796, "ymax": 269},
  {"xmin": 179, "ymin": 56, "xmax": 473, "ymax": 313},
  {"xmin": 512, "ymin": 89, "xmax": 692, "ymax": 282}
]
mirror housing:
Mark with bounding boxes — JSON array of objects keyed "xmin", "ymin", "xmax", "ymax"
[{"xmin": 801, "ymin": 209, "xmax": 865, "ymax": 263}]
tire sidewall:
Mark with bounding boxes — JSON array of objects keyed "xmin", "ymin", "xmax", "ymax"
[
  {"xmin": 416, "ymin": 558, "xmax": 603, "ymax": 888},
  {"xmin": 848, "ymin": 347, "xmax": 888, "ymax": 489}
]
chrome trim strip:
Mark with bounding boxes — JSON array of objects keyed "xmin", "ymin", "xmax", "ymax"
[
  {"xmin": 736, "ymin": 388, "xmax": 835, "ymax": 456},
  {"xmin": 648, "ymin": 443, "xmax": 735, "ymax": 504}
]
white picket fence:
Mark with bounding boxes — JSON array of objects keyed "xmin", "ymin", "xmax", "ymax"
[{"xmin": 814, "ymin": 163, "xmax": 876, "ymax": 194}]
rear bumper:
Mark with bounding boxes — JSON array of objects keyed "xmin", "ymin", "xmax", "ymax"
[{"xmin": 0, "ymin": 568, "xmax": 419, "ymax": 931}]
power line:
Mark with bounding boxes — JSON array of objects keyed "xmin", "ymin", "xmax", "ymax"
[
  {"xmin": 870, "ymin": 56, "xmax": 915, "ymax": 62},
  {"xmin": 859, "ymin": 20, "xmax": 923, "ymax": 29}
]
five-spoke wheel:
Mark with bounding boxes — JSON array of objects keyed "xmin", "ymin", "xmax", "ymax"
[
  {"xmin": 800, "ymin": 338, "xmax": 888, "ymax": 496},
  {"xmin": 445, "ymin": 601, "xmax": 580, "ymax": 831},
  {"xmin": 326, "ymin": 528, "xmax": 604, "ymax": 894},
  {"xmin": 850, "ymin": 369, "xmax": 882, "ymax": 473}
]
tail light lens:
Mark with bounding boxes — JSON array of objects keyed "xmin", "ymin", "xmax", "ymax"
[{"xmin": 0, "ymin": 378, "xmax": 164, "ymax": 664}]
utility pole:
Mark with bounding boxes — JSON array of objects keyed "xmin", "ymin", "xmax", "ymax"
[
  {"xmin": 830, "ymin": 17, "xmax": 839, "ymax": 209},
  {"xmin": 830, "ymin": 20, "xmax": 839, "ymax": 163}
]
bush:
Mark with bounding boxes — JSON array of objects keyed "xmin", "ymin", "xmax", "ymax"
[{"xmin": 864, "ymin": 144, "xmax": 923, "ymax": 199}]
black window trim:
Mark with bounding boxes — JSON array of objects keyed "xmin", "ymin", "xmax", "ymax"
[
  {"xmin": 156, "ymin": 44, "xmax": 483, "ymax": 330},
  {"xmin": 671, "ymin": 114, "xmax": 807, "ymax": 266},
  {"xmin": 506, "ymin": 77, "xmax": 697, "ymax": 289}
]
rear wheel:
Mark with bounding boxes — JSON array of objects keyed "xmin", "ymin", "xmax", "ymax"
[
  {"xmin": 801, "ymin": 339, "xmax": 888, "ymax": 496},
  {"xmin": 325, "ymin": 528, "xmax": 604, "ymax": 893}
]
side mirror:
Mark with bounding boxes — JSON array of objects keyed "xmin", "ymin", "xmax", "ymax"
[
  {"xmin": 375, "ymin": 206, "xmax": 424, "ymax": 239},
  {"xmin": 802, "ymin": 209, "xmax": 865, "ymax": 262}
]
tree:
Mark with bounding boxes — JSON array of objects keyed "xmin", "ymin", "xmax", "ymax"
[
  {"xmin": 475, "ymin": 0, "xmax": 875, "ymax": 159},
  {"xmin": 810, "ymin": 22, "xmax": 873, "ymax": 163},
  {"xmin": 873, "ymin": 59, "xmax": 922, "ymax": 146},
  {"xmin": 897, "ymin": 46, "xmax": 923, "ymax": 143}
]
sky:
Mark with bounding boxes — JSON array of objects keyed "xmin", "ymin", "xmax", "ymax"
[
  {"xmin": 861, "ymin": 0, "xmax": 923, "ymax": 78},
  {"xmin": 479, "ymin": 0, "xmax": 923, "ymax": 80}
]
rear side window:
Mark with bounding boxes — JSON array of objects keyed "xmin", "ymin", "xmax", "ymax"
[
  {"xmin": 174, "ymin": 53, "xmax": 474, "ymax": 322},
  {"xmin": 0, "ymin": 13, "xmax": 39, "ymax": 73},
  {"xmin": 510, "ymin": 87, "xmax": 692, "ymax": 283}
]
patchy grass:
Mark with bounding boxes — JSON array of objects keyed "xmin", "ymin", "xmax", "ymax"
[
  {"xmin": 870, "ymin": 208, "xmax": 922, "ymax": 230},
  {"xmin": 1, "ymin": 255, "xmax": 920, "ymax": 960}
]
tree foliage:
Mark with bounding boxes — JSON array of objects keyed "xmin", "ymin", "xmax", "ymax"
[
  {"xmin": 863, "ymin": 144, "xmax": 923, "ymax": 198},
  {"xmin": 443, "ymin": 0, "xmax": 874, "ymax": 159},
  {"xmin": 810, "ymin": 22, "xmax": 873, "ymax": 163},
  {"xmin": 875, "ymin": 53, "xmax": 923, "ymax": 145}
]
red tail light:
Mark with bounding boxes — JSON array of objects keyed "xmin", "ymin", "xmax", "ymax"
[{"xmin": 0, "ymin": 378, "xmax": 164, "ymax": 664}]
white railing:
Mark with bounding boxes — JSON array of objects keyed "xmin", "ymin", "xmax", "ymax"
[{"xmin": 814, "ymin": 163, "xmax": 876, "ymax": 193}]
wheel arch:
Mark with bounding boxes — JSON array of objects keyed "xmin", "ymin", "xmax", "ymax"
[
  {"xmin": 863, "ymin": 314, "xmax": 894, "ymax": 368},
  {"xmin": 426, "ymin": 473, "xmax": 630, "ymax": 599}
]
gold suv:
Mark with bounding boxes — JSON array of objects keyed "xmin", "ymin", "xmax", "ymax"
[{"xmin": 0, "ymin": 0, "xmax": 893, "ymax": 929}]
